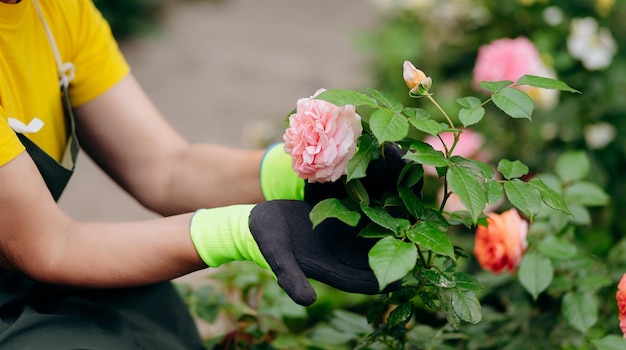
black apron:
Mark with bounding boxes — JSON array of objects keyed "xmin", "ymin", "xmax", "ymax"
[{"xmin": 0, "ymin": 85, "xmax": 205, "ymax": 349}]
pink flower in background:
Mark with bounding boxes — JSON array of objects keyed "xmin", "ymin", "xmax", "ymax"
[
  {"xmin": 473, "ymin": 209, "xmax": 528, "ymax": 274},
  {"xmin": 423, "ymin": 129, "xmax": 490, "ymax": 177},
  {"xmin": 617, "ymin": 273, "xmax": 626, "ymax": 338},
  {"xmin": 472, "ymin": 37, "xmax": 558, "ymax": 110},
  {"xmin": 283, "ymin": 89, "xmax": 362, "ymax": 183}
]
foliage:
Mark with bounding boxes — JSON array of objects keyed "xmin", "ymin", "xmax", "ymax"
[
  {"xmin": 361, "ymin": 0, "xmax": 626, "ymax": 240},
  {"xmin": 350, "ymin": 0, "xmax": 626, "ymax": 348},
  {"xmin": 183, "ymin": 1, "xmax": 626, "ymax": 348},
  {"xmin": 93, "ymin": 0, "xmax": 164, "ymax": 39}
]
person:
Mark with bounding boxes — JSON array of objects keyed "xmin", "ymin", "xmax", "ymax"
[{"xmin": 0, "ymin": 0, "xmax": 409, "ymax": 348}]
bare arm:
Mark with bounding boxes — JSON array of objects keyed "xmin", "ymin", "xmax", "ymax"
[
  {"xmin": 0, "ymin": 152, "xmax": 205, "ymax": 287},
  {"xmin": 73, "ymin": 73, "xmax": 267, "ymax": 216}
]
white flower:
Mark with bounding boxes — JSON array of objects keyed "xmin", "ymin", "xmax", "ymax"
[
  {"xmin": 567, "ymin": 17, "xmax": 617, "ymax": 71},
  {"xmin": 543, "ymin": 6, "xmax": 564, "ymax": 26},
  {"xmin": 584, "ymin": 122, "xmax": 616, "ymax": 149}
]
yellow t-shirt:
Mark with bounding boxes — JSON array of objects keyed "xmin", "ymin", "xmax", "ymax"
[{"xmin": 0, "ymin": 0, "xmax": 130, "ymax": 165}]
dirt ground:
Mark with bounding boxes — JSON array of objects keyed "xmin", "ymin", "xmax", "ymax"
[{"xmin": 57, "ymin": 0, "xmax": 381, "ymax": 338}]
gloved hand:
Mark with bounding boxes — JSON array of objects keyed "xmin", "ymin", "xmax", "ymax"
[
  {"xmin": 189, "ymin": 200, "xmax": 382, "ymax": 306},
  {"xmin": 260, "ymin": 142, "xmax": 422, "ymax": 204}
]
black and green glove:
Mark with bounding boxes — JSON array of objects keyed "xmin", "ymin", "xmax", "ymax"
[
  {"xmin": 189, "ymin": 200, "xmax": 380, "ymax": 306},
  {"xmin": 260, "ymin": 142, "xmax": 421, "ymax": 204}
]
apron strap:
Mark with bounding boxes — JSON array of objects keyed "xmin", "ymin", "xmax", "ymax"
[{"xmin": 33, "ymin": 0, "xmax": 75, "ymax": 89}]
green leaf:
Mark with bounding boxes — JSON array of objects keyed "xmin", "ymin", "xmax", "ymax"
[
  {"xmin": 486, "ymin": 180, "xmax": 503, "ymax": 205},
  {"xmin": 516, "ymin": 74, "xmax": 580, "ymax": 93},
  {"xmin": 310, "ymin": 326, "xmax": 355, "ymax": 345},
  {"xmin": 447, "ymin": 163, "xmax": 487, "ymax": 223},
  {"xmin": 347, "ymin": 135, "xmax": 377, "ymax": 181},
  {"xmin": 420, "ymin": 269, "xmax": 456, "ymax": 288},
  {"xmin": 387, "ymin": 302, "xmax": 413, "ymax": 328},
  {"xmin": 503, "ymin": 179, "xmax": 542, "ymax": 220},
  {"xmin": 330, "ymin": 309, "xmax": 372, "ymax": 334},
  {"xmin": 404, "ymin": 142, "xmax": 450, "ymax": 167},
  {"xmin": 518, "ymin": 252, "xmax": 553, "ymax": 300},
  {"xmin": 454, "ymin": 272, "xmax": 485, "ymax": 293},
  {"xmin": 399, "ymin": 162, "xmax": 424, "ymax": 188},
  {"xmin": 358, "ymin": 222, "xmax": 392, "ymax": 238},
  {"xmin": 537, "ymin": 235, "xmax": 577, "ymax": 260},
  {"xmin": 458, "ymin": 106, "xmax": 485, "ymax": 127},
  {"xmin": 344, "ymin": 179, "xmax": 370, "ymax": 204},
  {"xmin": 497, "ymin": 159, "xmax": 529, "ymax": 179},
  {"xmin": 370, "ymin": 108, "xmax": 409, "ymax": 142},
  {"xmin": 555, "ymin": 150, "xmax": 590, "ymax": 183},
  {"xmin": 577, "ymin": 274, "xmax": 613, "ymax": 293},
  {"xmin": 456, "ymin": 97, "xmax": 485, "ymax": 127},
  {"xmin": 564, "ymin": 181, "xmax": 610, "ymax": 207},
  {"xmin": 561, "ymin": 291, "xmax": 598, "ymax": 334},
  {"xmin": 479, "ymin": 80, "xmax": 513, "ymax": 93},
  {"xmin": 567, "ymin": 204, "xmax": 590, "ymax": 225},
  {"xmin": 592, "ymin": 335, "xmax": 626, "ymax": 350},
  {"xmin": 452, "ymin": 290, "xmax": 482, "ymax": 324},
  {"xmin": 314, "ymin": 89, "xmax": 378, "ymax": 108},
  {"xmin": 456, "ymin": 96, "xmax": 482, "ymax": 109},
  {"xmin": 404, "ymin": 107, "xmax": 444, "ymax": 137},
  {"xmin": 467, "ymin": 158, "xmax": 495, "ymax": 178},
  {"xmin": 360, "ymin": 203, "xmax": 410, "ymax": 234},
  {"xmin": 366, "ymin": 88, "xmax": 404, "ymax": 113},
  {"xmin": 369, "ymin": 236, "xmax": 417, "ymax": 291},
  {"xmin": 492, "ymin": 87, "xmax": 534, "ymax": 120},
  {"xmin": 407, "ymin": 221, "xmax": 455, "ymax": 259},
  {"xmin": 310, "ymin": 198, "xmax": 361, "ymax": 228},
  {"xmin": 398, "ymin": 185, "xmax": 424, "ymax": 219},
  {"xmin": 528, "ymin": 178, "xmax": 570, "ymax": 214}
]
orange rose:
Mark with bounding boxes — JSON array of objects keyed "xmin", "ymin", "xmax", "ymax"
[
  {"xmin": 473, "ymin": 209, "xmax": 528, "ymax": 274},
  {"xmin": 617, "ymin": 273, "xmax": 626, "ymax": 338}
]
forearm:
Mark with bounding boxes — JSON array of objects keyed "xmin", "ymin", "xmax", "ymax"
[
  {"xmin": 156, "ymin": 144, "xmax": 266, "ymax": 215},
  {"xmin": 12, "ymin": 213, "xmax": 205, "ymax": 288}
]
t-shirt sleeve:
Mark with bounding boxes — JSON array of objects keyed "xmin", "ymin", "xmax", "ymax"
[
  {"xmin": 67, "ymin": 0, "xmax": 130, "ymax": 107},
  {"xmin": 0, "ymin": 112, "xmax": 25, "ymax": 167}
]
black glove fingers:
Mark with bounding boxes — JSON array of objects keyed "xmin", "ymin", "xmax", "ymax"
[
  {"xmin": 297, "ymin": 258, "xmax": 381, "ymax": 294},
  {"xmin": 249, "ymin": 202, "xmax": 317, "ymax": 306}
]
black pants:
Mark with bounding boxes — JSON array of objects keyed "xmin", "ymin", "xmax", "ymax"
[{"xmin": 0, "ymin": 270, "xmax": 205, "ymax": 349}]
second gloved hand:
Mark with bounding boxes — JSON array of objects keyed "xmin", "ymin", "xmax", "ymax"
[{"xmin": 189, "ymin": 200, "xmax": 382, "ymax": 306}]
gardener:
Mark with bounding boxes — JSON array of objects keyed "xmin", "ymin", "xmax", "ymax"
[{"xmin": 0, "ymin": 0, "xmax": 403, "ymax": 348}]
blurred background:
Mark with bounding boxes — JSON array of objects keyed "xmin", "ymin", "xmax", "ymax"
[{"xmin": 58, "ymin": 0, "xmax": 379, "ymax": 221}]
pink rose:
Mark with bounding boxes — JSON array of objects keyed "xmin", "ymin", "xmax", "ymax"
[
  {"xmin": 422, "ymin": 129, "xmax": 490, "ymax": 177},
  {"xmin": 283, "ymin": 89, "xmax": 362, "ymax": 183},
  {"xmin": 473, "ymin": 209, "xmax": 528, "ymax": 274},
  {"xmin": 472, "ymin": 37, "xmax": 558, "ymax": 109},
  {"xmin": 617, "ymin": 273, "xmax": 626, "ymax": 337},
  {"xmin": 473, "ymin": 37, "xmax": 543, "ymax": 87}
]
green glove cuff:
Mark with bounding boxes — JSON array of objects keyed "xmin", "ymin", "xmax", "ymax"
[
  {"xmin": 260, "ymin": 143, "xmax": 305, "ymax": 201},
  {"xmin": 189, "ymin": 205, "xmax": 270, "ymax": 270}
]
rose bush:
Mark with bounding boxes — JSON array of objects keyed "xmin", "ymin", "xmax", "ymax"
[
  {"xmin": 283, "ymin": 88, "xmax": 362, "ymax": 183},
  {"xmin": 355, "ymin": 0, "xmax": 625, "ymax": 347},
  {"xmin": 268, "ymin": 58, "xmax": 585, "ymax": 348}
]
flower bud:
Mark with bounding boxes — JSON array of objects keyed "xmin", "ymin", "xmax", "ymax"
[{"xmin": 403, "ymin": 61, "xmax": 431, "ymax": 95}]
